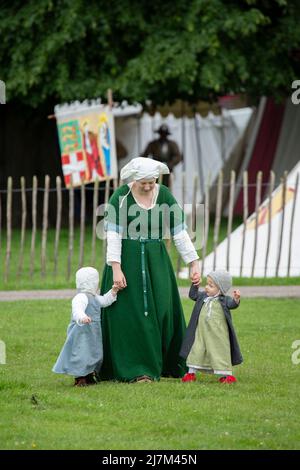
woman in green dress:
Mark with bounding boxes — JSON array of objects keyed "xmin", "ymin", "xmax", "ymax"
[{"xmin": 100, "ymin": 157, "xmax": 201, "ymax": 382}]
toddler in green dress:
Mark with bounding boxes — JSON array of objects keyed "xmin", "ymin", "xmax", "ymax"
[{"xmin": 180, "ymin": 270, "xmax": 242, "ymax": 384}]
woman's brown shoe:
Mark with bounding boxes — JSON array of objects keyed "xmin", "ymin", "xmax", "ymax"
[{"xmin": 135, "ymin": 375, "xmax": 153, "ymax": 383}]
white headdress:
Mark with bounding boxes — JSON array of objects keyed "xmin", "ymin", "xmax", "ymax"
[
  {"xmin": 76, "ymin": 267, "xmax": 99, "ymax": 295},
  {"xmin": 120, "ymin": 157, "xmax": 169, "ymax": 184}
]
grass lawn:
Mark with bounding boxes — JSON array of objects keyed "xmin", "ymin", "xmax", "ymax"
[{"xmin": 0, "ymin": 298, "xmax": 299, "ymax": 450}]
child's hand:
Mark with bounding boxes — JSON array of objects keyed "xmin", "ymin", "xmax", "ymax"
[
  {"xmin": 233, "ymin": 289, "xmax": 241, "ymax": 303},
  {"xmin": 81, "ymin": 316, "xmax": 92, "ymax": 324},
  {"xmin": 112, "ymin": 283, "xmax": 121, "ymax": 295},
  {"xmin": 192, "ymin": 276, "xmax": 202, "ymax": 287},
  {"xmin": 191, "ymin": 273, "xmax": 202, "ymax": 286}
]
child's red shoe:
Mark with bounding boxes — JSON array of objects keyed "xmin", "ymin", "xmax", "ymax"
[
  {"xmin": 219, "ymin": 375, "xmax": 237, "ymax": 384},
  {"xmin": 181, "ymin": 372, "xmax": 196, "ymax": 383}
]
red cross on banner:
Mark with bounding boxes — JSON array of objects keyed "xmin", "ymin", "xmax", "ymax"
[{"xmin": 62, "ymin": 151, "xmax": 87, "ymax": 187}]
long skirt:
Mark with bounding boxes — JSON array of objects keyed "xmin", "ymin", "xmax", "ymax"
[
  {"xmin": 186, "ymin": 301, "xmax": 232, "ymax": 374},
  {"xmin": 100, "ymin": 238, "xmax": 187, "ymax": 381},
  {"xmin": 52, "ymin": 321, "xmax": 103, "ymax": 377}
]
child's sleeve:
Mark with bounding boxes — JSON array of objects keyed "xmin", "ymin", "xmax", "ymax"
[
  {"xmin": 72, "ymin": 293, "xmax": 89, "ymax": 325},
  {"xmin": 96, "ymin": 290, "xmax": 117, "ymax": 308},
  {"xmin": 226, "ymin": 296, "xmax": 240, "ymax": 310},
  {"xmin": 189, "ymin": 284, "xmax": 200, "ymax": 301}
]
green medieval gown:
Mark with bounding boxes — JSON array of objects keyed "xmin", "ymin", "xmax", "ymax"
[{"xmin": 100, "ymin": 184, "xmax": 188, "ymax": 381}]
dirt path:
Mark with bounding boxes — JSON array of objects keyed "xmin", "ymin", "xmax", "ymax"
[{"xmin": 0, "ymin": 285, "xmax": 300, "ymax": 301}]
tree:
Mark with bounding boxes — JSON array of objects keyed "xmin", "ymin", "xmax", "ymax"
[{"xmin": 0, "ymin": 0, "xmax": 299, "ymax": 106}]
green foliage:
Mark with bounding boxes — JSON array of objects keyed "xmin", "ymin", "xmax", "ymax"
[
  {"xmin": 1, "ymin": 0, "xmax": 299, "ymax": 105},
  {"xmin": 0, "ymin": 298, "xmax": 300, "ymax": 449}
]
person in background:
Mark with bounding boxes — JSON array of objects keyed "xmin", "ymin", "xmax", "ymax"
[{"xmin": 141, "ymin": 124, "xmax": 182, "ymax": 187}]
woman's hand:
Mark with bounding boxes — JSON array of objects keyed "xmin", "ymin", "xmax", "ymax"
[
  {"xmin": 189, "ymin": 260, "xmax": 202, "ymax": 286},
  {"xmin": 111, "ymin": 262, "xmax": 127, "ymax": 289}
]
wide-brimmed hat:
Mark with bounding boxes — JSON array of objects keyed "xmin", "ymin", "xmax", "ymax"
[{"xmin": 155, "ymin": 124, "xmax": 171, "ymax": 135}]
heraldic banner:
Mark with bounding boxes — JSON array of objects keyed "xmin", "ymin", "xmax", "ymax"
[{"xmin": 55, "ymin": 100, "xmax": 117, "ymax": 187}]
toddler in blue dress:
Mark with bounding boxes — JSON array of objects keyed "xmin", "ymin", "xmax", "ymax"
[{"xmin": 52, "ymin": 266, "xmax": 120, "ymax": 386}]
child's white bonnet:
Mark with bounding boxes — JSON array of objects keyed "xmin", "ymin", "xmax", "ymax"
[{"xmin": 76, "ymin": 267, "xmax": 99, "ymax": 295}]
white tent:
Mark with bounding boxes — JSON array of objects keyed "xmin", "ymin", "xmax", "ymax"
[
  {"xmin": 203, "ymin": 160, "xmax": 300, "ymax": 277},
  {"xmin": 115, "ymin": 108, "xmax": 253, "ymax": 206}
]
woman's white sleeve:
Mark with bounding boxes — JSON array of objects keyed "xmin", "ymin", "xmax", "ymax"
[
  {"xmin": 96, "ymin": 290, "xmax": 117, "ymax": 307},
  {"xmin": 72, "ymin": 293, "xmax": 89, "ymax": 325},
  {"xmin": 106, "ymin": 231, "xmax": 122, "ymax": 266},
  {"xmin": 173, "ymin": 230, "xmax": 199, "ymax": 264}
]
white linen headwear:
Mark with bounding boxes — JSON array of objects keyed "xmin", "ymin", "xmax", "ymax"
[
  {"xmin": 120, "ymin": 157, "xmax": 169, "ymax": 184},
  {"xmin": 76, "ymin": 267, "xmax": 99, "ymax": 295}
]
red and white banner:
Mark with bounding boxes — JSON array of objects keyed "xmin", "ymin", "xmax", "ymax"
[{"xmin": 55, "ymin": 101, "xmax": 117, "ymax": 187}]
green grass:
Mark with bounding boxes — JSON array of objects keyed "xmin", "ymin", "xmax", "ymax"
[
  {"xmin": 0, "ymin": 217, "xmax": 299, "ymax": 290},
  {"xmin": 0, "ymin": 298, "xmax": 299, "ymax": 449},
  {"xmin": 177, "ymin": 277, "xmax": 300, "ymax": 287},
  {"xmin": 0, "ymin": 227, "xmax": 104, "ymax": 290}
]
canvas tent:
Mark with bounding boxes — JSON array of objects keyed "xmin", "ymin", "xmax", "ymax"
[
  {"xmin": 214, "ymin": 97, "xmax": 300, "ymax": 216},
  {"xmin": 115, "ymin": 107, "xmax": 253, "ymax": 207},
  {"xmin": 203, "ymin": 160, "xmax": 300, "ymax": 277}
]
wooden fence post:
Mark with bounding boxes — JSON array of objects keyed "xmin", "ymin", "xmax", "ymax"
[
  {"xmin": 287, "ymin": 172, "xmax": 299, "ymax": 277},
  {"xmin": 166, "ymin": 172, "xmax": 174, "ymax": 253},
  {"xmin": 176, "ymin": 172, "xmax": 185, "ymax": 277},
  {"xmin": 194, "ymin": 115, "xmax": 204, "ymax": 201},
  {"xmin": 226, "ymin": 170, "xmax": 236, "ymax": 271},
  {"xmin": 17, "ymin": 176, "xmax": 27, "ymax": 278},
  {"xmin": 240, "ymin": 171, "xmax": 248, "ymax": 277},
  {"xmin": 113, "ymin": 178, "xmax": 118, "ymax": 191},
  {"xmin": 276, "ymin": 171, "xmax": 287, "ymax": 277},
  {"xmin": 91, "ymin": 178, "xmax": 99, "ymax": 266},
  {"xmin": 201, "ymin": 173, "xmax": 210, "ymax": 276},
  {"xmin": 30, "ymin": 176, "xmax": 37, "ymax": 278},
  {"xmin": 102, "ymin": 178, "xmax": 110, "ymax": 265},
  {"xmin": 251, "ymin": 171, "xmax": 262, "ymax": 277},
  {"xmin": 213, "ymin": 171, "xmax": 223, "ymax": 270},
  {"xmin": 264, "ymin": 171, "xmax": 275, "ymax": 277},
  {"xmin": 54, "ymin": 176, "xmax": 62, "ymax": 277},
  {"xmin": 41, "ymin": 175, "xmax": 50, "ymax": 278},
  {"xmin": 191, "ymin": 174, "xmax": 198, "ymax": 234},
  {"xmin": 4, "ymin": 177, "xmax": 12, "ymax": 283},
  {"xmin": 67, "ymin": 178, "xmax": 74, "ymax": 281},
  {"xmin": 79, "ymin": 181, "xmax": 86, "ymax": 268}
]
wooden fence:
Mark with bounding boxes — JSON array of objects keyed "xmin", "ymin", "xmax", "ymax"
[{"xmin": 0, "ymin": 170, "xmax": 298, "ymax": 284}]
